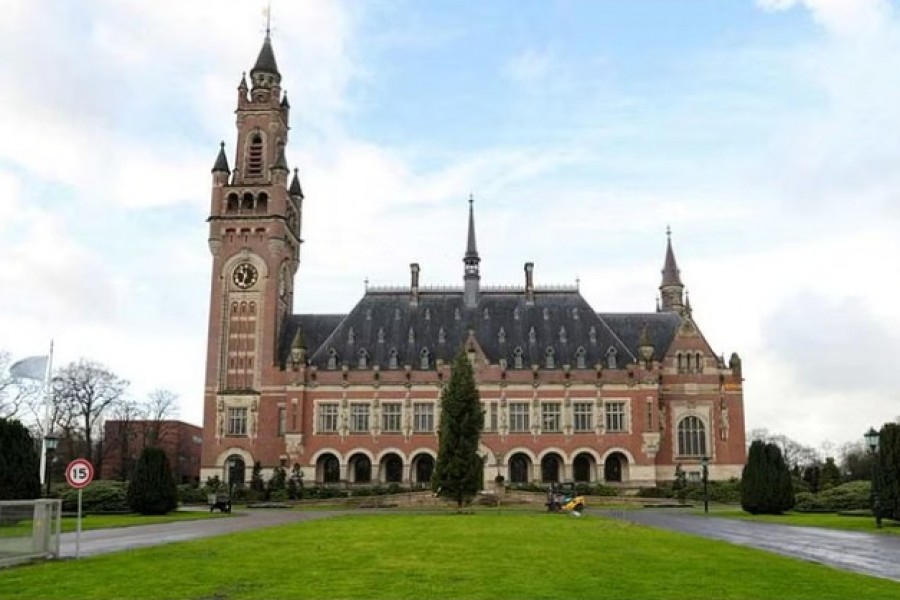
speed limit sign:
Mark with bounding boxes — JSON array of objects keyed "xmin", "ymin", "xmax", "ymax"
[{"xmin": 65, "ymin": 458, "xmax": 94, "ymax": 489}]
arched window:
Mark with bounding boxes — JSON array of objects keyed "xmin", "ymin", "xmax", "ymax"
[
  {"xmin": 606, "ymin": 348, "xmax": 617, "ymax": 369},
  {"xmin": 226, "ymin": 193, "xmax": 239, "ymax": 213},
  {"xmin": 327, "ymin": 349, "xmax": 339, "ymax": 370},
  {"xmin": 575, "ymin": 347, "xmax": 586, "ymax": 369},
  {"xmin": 677, "ymin": 352, "xmax": 684, "ymax": 373},
  {"xmin": 357, "ymin": 348, "xmax": 369, "ymax": 369},
  {"xmin": 351, "ymin": 455, "xmax": 371, "ymax": 483},
  {"xmin": 388, "ymin": 349, "xmax": 399, "ymax": 369},
  {"xmin": 509, "ymin": 454, "xmax": 530, "ymax": 484},
  {"xmin": 695, "ymin": 352, "xmax": 703, "ymax": 373},
  {"xmin": 225, "ymin": 455, "xmax": 246, "ymax": 488},
  {"xmin": 677, "ymin": 416, "xmax": 707, "ymax": 457},
  {"xmin": 319, "ymin": 454, "xmax": 340, "ymax": 484},
  {"xmin": 544, "ymin": 348, "xmax": 555, "ymax": 369},
  {"xmin": 420, "ymin": 348, "xmax": 430, "ymax": 370},
  {"xmin": 246, "ymin": 132, "xmax": 264, "ymax": 177},
  {"xmin": 256, "ymin": 192, "xmax": 268, "ymax": 214},
  {"xmin": 513, "ymin": 347, "xmax": 524, "ymax": 369}
]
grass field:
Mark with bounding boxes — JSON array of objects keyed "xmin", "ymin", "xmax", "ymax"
[
  {"xmin": 704, "ymin": 508, "xmax": 900, "ymax": 534},
  {"xmin": 2, "ymin": 513, "xmax": 899, "ymax": 599},
  {"xmin": 0, "ymin": 510, "xmax": 230, "ymax": 537}
]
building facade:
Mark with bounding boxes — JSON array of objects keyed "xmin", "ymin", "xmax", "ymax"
[
  {"xmin": 102, "ymin": 420, "xmax": 203, "ymax": 484},
  {"xmin": 200, "ymin": 35, "xmax": 746, "ymax": 489}
]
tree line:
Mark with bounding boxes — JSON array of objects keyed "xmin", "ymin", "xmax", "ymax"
[{"xmin": 0, "ymin": 350, "xmax": 179, "ymax": 482}]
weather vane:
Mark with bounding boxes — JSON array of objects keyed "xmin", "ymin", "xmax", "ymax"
[{"xmin": 263, "ymin": 0, "xmax": 273, "ymax": 37}]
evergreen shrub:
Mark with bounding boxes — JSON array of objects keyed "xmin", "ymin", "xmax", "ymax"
[{"xmin": 126, "ymin": 447, "xmax": 178, "ymax": 515}]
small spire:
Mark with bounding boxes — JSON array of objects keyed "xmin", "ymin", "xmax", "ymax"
[
  {"xmin": 685, "ymin": 290, "xmax": 693, "ymax": 316},
  {"xmin": 661, "ymin": 227, "xmax": 682, "ymax": 287},
  {"xmin": 289, "ymin": 169, "xmax": 304, "ymax": 198},
  {"xmin": 464, "ymin": 194, "xmax": 479, "ymax": 262},
  {"xmin": 272, "ymin": 145, "xmax": 288, "ymax": 172},
  {"xmin": 211, "ymin": 141, "xmax": 230, "ymax": 173},
  {"xmin": 251, "ymin": 34, "xmax": 281, "ymax": 84},
  {"xmin": 238, "ymin": 72, "xmax": 248, "ymax": 90},
  {"xmin": 281, "ymin": 92, "xmax": 290, "ymax": 109}
]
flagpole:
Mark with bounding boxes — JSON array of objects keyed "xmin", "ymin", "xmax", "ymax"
[{"xmin": 38, "ymin": 340, "xmax": 54, "ymax": 487}]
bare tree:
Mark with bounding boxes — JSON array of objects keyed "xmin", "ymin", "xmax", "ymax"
[
  {"xmin": 52, "ymin": 360, "xmax": 129, "ymax": 465},
  {"xmin": 0, "ymin": 351, "xmax": 41, "ymax": 421},
  {"xmin": 144, "ymin": 388, "xmax": 179, "ymax": 446},
  {"xmin": 750, "ymin": 428, "xmax": 820, "ymax": 471},
  {"xmin": 103, "ymin": 398, "xmax": 147, "ymax": 480}
]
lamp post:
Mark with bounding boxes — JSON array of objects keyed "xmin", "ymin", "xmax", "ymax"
[
  {"xmin": 43, "ymin": 432, "xmax": 60, "ymax": 497},
  {"xmin": 700, "ymin": 456, "xmax": 710, "ymax": 514},
  {"xmin": 864, "ymin": 427, "xmax": 881, "ymax": 529}
]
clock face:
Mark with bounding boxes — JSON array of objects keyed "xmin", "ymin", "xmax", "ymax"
[{"xmin": 232, "ymin": 263, "xmax": 258, "ymax": 289}]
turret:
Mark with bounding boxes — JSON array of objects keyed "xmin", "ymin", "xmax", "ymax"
[
  {"xmin": 463, "ymin": 195, "xmax": 480, "ymax": 308},
  {"xmin": 659, "ymin": 227, "xmax": 685, "ymax": 313}
]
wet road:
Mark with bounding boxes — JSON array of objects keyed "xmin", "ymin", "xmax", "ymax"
[
  {"xmin": 59, "ymin": 510, "xmax": 342, "ymax": 558},
  {"xmin": 600, "ymin": 509, "xmax": 900, "ymax": 582}
]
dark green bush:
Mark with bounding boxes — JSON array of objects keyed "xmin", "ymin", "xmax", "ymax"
[
  {"xmin": 742, "ymin": 440, "xmax": 794, "ymax": 514},
  {"xmin": 126, "ymin": 447, "xmax": 177, "ymax": 515},
  {"xmin": 0, "ymin": 418, "xmax": 40, "ymax": 500},
  {"xmin": 794, "ymin": 481, "xmax": 871, "ymax": 512},
  {"xmin": 61, "ymin": 481, "xmax": 129, "ymax": 513},
  {"xmin": 637, "ymin": 486, "xmax": 675, "ymax": 499},
  {"xmin": 177, "ymin": 484, "xmax": 207, "ymax": 504},
  {"xmin": 677, "ymin": 480, "xmax": 741, "ymax": 504}
]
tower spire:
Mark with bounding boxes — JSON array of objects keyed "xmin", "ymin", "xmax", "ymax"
[
  {"xmin": 659, "ymin": 226, "xmax": 685, "ymax": 313},
  {"xmin": 463, "ymin": 194, "xmax": 480, "ymax": 308}
]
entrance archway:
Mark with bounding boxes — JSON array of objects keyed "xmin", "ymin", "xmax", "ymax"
[
  {"xmin": 509, "ymin": 452, "xmax": 532, "ymax": 484},
  {"xmin": 381, "ymin": 453, "xmax": 403, "ymax": 483},
  {"xmin": 226, "ymin": 455, "xmax": 245, "ymax": 489},
  {"xmin": 412, "ymin": 454, "xmax": 435, "ymax": 486},
  {"xmin": 573, "ymin": 453, "xmax": 595, "ymax": 483},
  {"xmin": 349, "ymin": 453, "xmax": 372, "ymax": 483},
  {"xmin": 317, "ymin": 453, "xmax": 341, "ymax": 484},
  {"xmin": 540, "ymin": 453, "xmax": 563, "ymax": 483},
  {"xmin": 604, "ymin": 452, "xmax": 628, "ymax": 483}
]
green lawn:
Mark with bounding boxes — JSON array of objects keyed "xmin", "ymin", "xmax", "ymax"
[
  {"xmin": 704, "ymin": 508, "xmax": 900, "ymax": 534},
  {"xmin": 0, "ymin": 510, "xmax": 230, "ymax": 537},
  {"xmin": 2, "ymin": 513, "xmax": 899, "ymax": 599}
]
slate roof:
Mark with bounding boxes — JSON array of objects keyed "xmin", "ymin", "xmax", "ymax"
[
  {"xmin": 274, "ymin": 287, "xmax": 688, "ymax": 371},
  {"xmin": 597, "ymin": 312, "xmax": 681, "ymax": 363},
  {"xmin": 251, "ymin": 36, "xmax": 280, "ymax": 80}
]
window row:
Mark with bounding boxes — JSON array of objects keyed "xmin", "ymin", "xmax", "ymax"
[
  {"xmin": 323, "ymin": 345, "xmax": 620, "ymax": 370},
  {"xmin": 676, "ymin": 352, "xmax": 704, "ymax": 374},
  {"xmin": 225, "ymin": 191, "xmax": 268, "ymax": 214},
  {"xmin": 317, "ymin": 402, "xmax": 435, "ymax": 434},
  {"xmin": 492, "ymin": 401, "xmax": 626, "ymax": 433}
]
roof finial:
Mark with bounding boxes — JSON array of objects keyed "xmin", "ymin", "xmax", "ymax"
[
  {"xmin": 666, "ymin": 224, "xmax": 671, "ymax": 240},
  {"xmin": 264, "ymin": 0, "xmax": 272, "ymax": 38}
]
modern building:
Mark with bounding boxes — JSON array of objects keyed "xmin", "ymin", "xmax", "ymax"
[
  {"xmin": 200, "ymin": 34, "xmax": 747, "ymax": 489},
  {"xmin": 102, "ymin": 420, "xmax": 203, "ymax": 484}
]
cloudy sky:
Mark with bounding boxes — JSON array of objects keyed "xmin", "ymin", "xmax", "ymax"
[{"xmin": 2, "ymin": 0, "xmax": 899, "ymax": 452}]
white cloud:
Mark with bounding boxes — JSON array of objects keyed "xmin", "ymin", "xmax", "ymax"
[
  {"xmin": 505, "ymin": 48, "xmax": 556, "ymax": 87},
  {"xmin": 757, "ymin": 0, "xmax": 893, "ymax": 37}
]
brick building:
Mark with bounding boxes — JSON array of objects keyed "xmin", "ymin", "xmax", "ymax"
[
  {"xmin": 200, "ymin": 34, "xmax": 746, "ymax": 489},
  {"xmin": 102, "ymin": 420, "xmax": 203, "ymax": 484}
]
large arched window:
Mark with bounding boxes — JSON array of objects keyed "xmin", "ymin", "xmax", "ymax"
[{"xmin": 677, "ymin": 416, "xmax": 707, "ymax": 457}]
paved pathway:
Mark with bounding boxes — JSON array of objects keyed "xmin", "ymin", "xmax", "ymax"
[
  {"xmin": 599, "ymin": 509, "xmax": 900, "ymax": 582},
  {"xmin": 59, "ymin": 510, "xmax": 343, "ymax": 558}
]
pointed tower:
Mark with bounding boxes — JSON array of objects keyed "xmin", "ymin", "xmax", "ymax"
[
  {"xmin": 659, "ymin": 227, "xmax": 685, "ymax": 313},
  {"xmin": 205, "ymin": 33, "xmax": 303, "ymax": 399},
  {"xmin": 463, "ymin": 195, "xmax": 480, "ymax": 308}
]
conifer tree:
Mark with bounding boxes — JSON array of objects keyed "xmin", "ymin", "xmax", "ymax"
[
  {"xmin": 0, "ymin": 418, "xmax": 40, "ymax": 500},
  {"xmin": 741, "ymin": 440, "xmax": 794, "ymax": 514},
  {"xmin": 875, "ymin": 423, "xmax": 900, "ymax": 521},
  {"xmin": 432, "ymin": 349, "xmax": 484, "ymax": 509},
  {"xmin": 126, "ymin": 446, "xmax": 177, "ymax": 515}
]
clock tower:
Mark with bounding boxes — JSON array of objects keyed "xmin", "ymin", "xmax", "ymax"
[{"xmin": 203, "ymin": 33, "xmax": 303, "ymax": 445}]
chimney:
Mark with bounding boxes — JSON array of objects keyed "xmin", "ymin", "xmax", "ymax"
[
  {"xmin": 410, "ymin": 263, "xmax": 420, "ymax": 305},
  {"xmin": 525, "ymin": 262, "xmax": 535, "ymax": 304}
]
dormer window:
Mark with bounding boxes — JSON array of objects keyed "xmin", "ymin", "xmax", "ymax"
[
  {"xmin": 357, "ymin": 348, "xmax": 369, "ymax": 369},
  {"xmin": 438, "ymin": 327, "xmax": 446, "ymax": 344},
  {"xmin": 498, "ymin": 327, "xmax": 506, "ymax": 344},
  {"xmin": 575, "ymin": 347, "xmax": 586, "ymax": 369},
  {"xmin": 483, "ymin": 308, "xmax": 490, "ymax": 320},
  {"xmin": 388, "ymin": 349, "xmax": 399, "ymax": 369},
  {"xmin": 326, "ymin": 349, "xmax": 339, "ymax": 370},
  {"xmin": 545, "ymin": 347, "xmax": 555, "ymax": 369},
  {"xmin": 347, "ymin": 327, "xmax": 355, "ymax": 344},
  {"xmin": 245, "ymin": 132, "xmax": 264, "ymax": 177},
  {"xmin": 589, "ymin": 326, "xmax": 597, "ymax": 343},
  {"xmin": 513, "ymin": 347, "xmax": 524, "ymax": 369},
  {"xmin": 559, "ymin": 327, "xmax": 567, "ymax": 343},
  {"xmin": 529, "ymin": 327, "xmax": 536, "ymax": 343},
  {"xmin": 408, "ymin": 327, "xmax": 415, "ymax": 344},
  {"xmin": 543, "ymin": 308, "xmax": 550, "ymax": 320},
  {"xmin": 420, "ymin": 348, "xmax": 431, "ymax": 370},
  {"xmin": 572, "ymin": 308, "xmax": 580, "ymax": 320},
  {"xmin": 606, "ymin": 347, "xmax": 617, "ymax": 369}
]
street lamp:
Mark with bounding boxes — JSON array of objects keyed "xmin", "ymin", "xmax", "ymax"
[
  {"xmin": 700, "ymin": 456, "xmax": 710, "ymax": 514},
  {"xmin": 864, "ymin": 427, "xmax": 882, "ymax": 529},
  {"xmin": 43, "ymin": 432, "xmax": 60, "ymax": 498}
]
